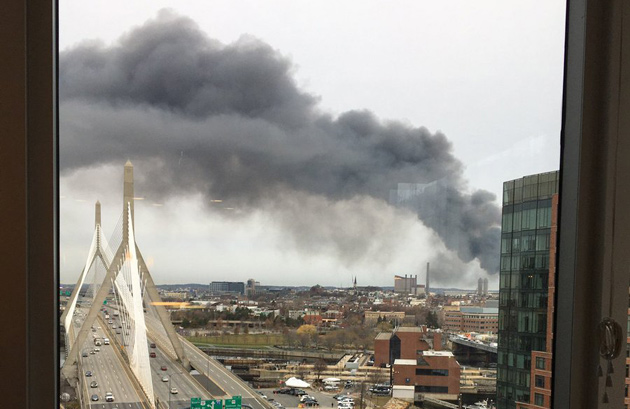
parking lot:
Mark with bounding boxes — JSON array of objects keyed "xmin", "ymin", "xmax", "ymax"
[{"xmin": 257, "ymin": 386, "xmax": 358, "ymax": 409}]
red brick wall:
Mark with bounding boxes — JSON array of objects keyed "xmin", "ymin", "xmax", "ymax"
[{"xmin": 374, "ymin": 338, "xmax": 390, "ymax": 367}]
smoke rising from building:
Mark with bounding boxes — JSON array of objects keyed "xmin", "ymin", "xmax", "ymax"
[{"xmin": 59, "ymin": 11, "xmax": 500, "ymax": 284}]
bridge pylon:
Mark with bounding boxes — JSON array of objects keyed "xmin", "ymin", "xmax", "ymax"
[{"xmin": 61, "ymin": 161, "xmax": 189, "ymax": 403}]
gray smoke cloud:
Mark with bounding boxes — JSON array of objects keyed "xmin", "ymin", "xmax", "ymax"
[{"xmin": 60, "ymin": 10, "xmax": 500, "ymax": 280}]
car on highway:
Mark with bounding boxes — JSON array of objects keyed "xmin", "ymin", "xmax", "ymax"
[
  {"xmin": 105, "ymin": 392, "xmax": 114, "ymax": 402},
  {"xmin": 170, "ymin": 387, "xmax": 178, "ymax": 394},
  {"xmin": 85, "ymin": 371, "xmax": 92, "ymax": 377},
  {"xmin": 162, "ymin": 376, "xmax": 169, "ymax": 382},
  {"xmin": 161, "ymin": 365, "xmax": 167, "ymax": 371},
  {"xmin": 149, "ymin": 352, "xmax": 156, "ymax": 358},
  {"xmin": 90, "ymin": 381, "xmax": 98, "ymax": 388},
  {"xmin": 90, "ymin": 394, "xmax": 99, "ymax": 401},
  {"xmin": 150, "ymin": 343, "xmax": 156, "ymax": 348},
  {"xmin": 116, "ymin": 329, "xmax": 121, "ymax": 334},
  {"xmin": 108, "ymin": 320, "xmax": 113, "ymax": 324},
  {"xmin": 94, "ymin": 347, "xmax": 100, "ymax": 352},
  {"xmin": 112, "ymin": 325, "xmax": 117, "ymax": 329},
  {"xmin": 82, "ymin": 352, "xmax": 88, "ymax": 357},
  {"xmin": 89, "ymin": 350, "xmax": 96, "ymax": 354}
]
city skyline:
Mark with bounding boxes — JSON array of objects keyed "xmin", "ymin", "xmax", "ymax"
[{"xmin": 59, "ymin": 2, "xmax": 565, "ymax": 287}]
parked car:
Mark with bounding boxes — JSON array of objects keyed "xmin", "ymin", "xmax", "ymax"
[{"xmin": 257, "ymin": 392, "xmax": 267, "ymax": 399}]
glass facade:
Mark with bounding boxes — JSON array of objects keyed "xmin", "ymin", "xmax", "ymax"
[{"xmin": 497, "ymin": 171, "xmax": 559, "ymax": 409}]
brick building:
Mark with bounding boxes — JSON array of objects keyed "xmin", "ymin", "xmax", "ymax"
[
  {"xmin": 364, "ymin": 311, "xmax": 406, "ymax": 326},
  {"xmin": 442, "ymin": 306, "xmax": 499, "ymax": 333},
  {"xmin": 374, "ymin": 326, "xmax": 444, "ymax": 367},
  {"xmin": 393, "ymin": 351, "xmax": 460, "ymax": 399}
]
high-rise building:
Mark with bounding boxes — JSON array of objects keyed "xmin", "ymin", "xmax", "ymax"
[
  {"xmin": 483, "ymin": 278, "xmax": 489, "ymax": 296},
  {"xmin": 478, "ymin": 278, "xmax": 484, "ymax": 296},
  {"xmin": 208, "ymin": 281, "xmax": 245, "ymax": 295},
  {"xmin": 245, "ymin": 278, "xmax": 258, "ymax": 297},
  {"xmin": 496, "ymin": 171, "xmax": 559, "ymax": 409}
]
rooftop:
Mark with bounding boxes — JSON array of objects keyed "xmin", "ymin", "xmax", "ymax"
[
  {"xmin": 375, "ymin": 332, "xmax": 393, "ymax": 340},
  {"xmin": 421, "ymin": 350, "xmax": 454, "ymax": 357},
  {"xmin": 393, "ymin": 359, "xmax": 417, "ymax": 366}
]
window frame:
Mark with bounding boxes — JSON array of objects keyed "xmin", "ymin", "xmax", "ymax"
[{"xmin": 1, "ymin": 0, "xmax": 629, "ymax": 408}]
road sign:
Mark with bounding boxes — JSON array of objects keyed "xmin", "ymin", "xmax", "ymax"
[
  {"xmin": 225, "ymin": 396, "xmax": 242, "ymax": 409},
  {"xmin": 65, "ymin": 290, "xmax": 71, "ymax": 296},
  {"xmin": 103, "ymin": 300, "xmax": 107, "ymax": 304},
  {"xmin": 191, "ymin": 398, "xmax": 223, "ymax": 409}
]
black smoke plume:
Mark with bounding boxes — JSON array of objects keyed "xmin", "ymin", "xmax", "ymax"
[{"xmin": 60, "ymin": 10, "xmax": 500, "ymax": 279}]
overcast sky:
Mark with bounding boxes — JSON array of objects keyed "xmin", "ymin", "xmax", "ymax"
[{"xmin": 59, "ymin": 1, "xmax": 566, "ymax": 288}]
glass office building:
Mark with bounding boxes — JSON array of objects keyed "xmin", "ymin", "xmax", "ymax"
[{"xmin": 497, "ymin": 171, "xmax": 559, "ymax": 409}]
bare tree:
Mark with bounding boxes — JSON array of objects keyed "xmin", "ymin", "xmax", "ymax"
[{"xmin": 313, "ymin": 359, "xmax": 327, "ymax": 383}]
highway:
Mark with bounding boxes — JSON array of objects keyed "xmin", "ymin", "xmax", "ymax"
[
  {"xmin": 101, "ymin": 303, "xmax": 216, "ymax": 408},
  {"xmin": 71, "ymin": 304, "xmax": 146, "ymax": 408},
  {"xmin": 143, "ymin": 312, "xmax": 272, "ymax": 409},
  {"xmin": 69, "ymin": 297, "xmax": 272, "ymax": 409}
]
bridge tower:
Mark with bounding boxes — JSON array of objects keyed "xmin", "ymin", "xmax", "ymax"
[{"xmin": 61, "ymin": 162, "xmax": 190, "ymax": 406}]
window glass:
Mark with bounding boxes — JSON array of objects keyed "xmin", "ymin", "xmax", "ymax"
[{"xmin": 58, "ymin": 2, "xmax": 566, "ymax": 409}]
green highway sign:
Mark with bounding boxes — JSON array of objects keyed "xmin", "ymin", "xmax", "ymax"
[
  {"xmin": 66, "ymin": 290, "xmax": 71, "ymax": 296},
  {"xmin": 191, "ymin": 398, "xmax": 223, "ymax": 409},
  {"xmin": 103, "ymin": 300, "xmax": 107, "ymax": 304},
  {"xmin": 225, "ymin": 396, "xmax": 242, "ymax": 409}
]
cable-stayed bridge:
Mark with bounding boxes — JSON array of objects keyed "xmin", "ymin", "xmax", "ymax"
[{"xmin": 60, "ymin": 162, "xmax": 272, "ymax": 409}]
